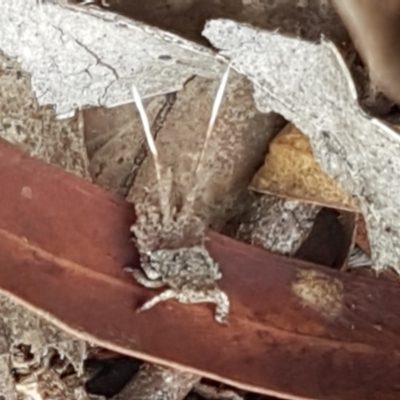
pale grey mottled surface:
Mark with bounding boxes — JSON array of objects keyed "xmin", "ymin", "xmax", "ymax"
[
  {"xmin": 0, "ymin": 0, "xmax": 225, "ymax": 118},
  {"xmin": 114, "ymin": 363, "xmax": 199, "ymax": 400},
  {"xmin": 203, "ymin": 19, "xmax": 400, "ymax": 273},
  {"xmin": 236, "ymin": 195, "xmax": 321, "ymax": 256},
  {"xmin": 0, "ymin": 50, "xmax": 90, "ymax": 178},
  {"xmin": 0, "ymin": 295, "xmax": 89, "ymax": 400}
]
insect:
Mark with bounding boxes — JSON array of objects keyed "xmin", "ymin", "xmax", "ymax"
[
  {"xmin": 127, "ymin": 67, "xmax": 231, "ymax": 324},
  {"xmin": 35, "ymin": 0, "xmax": 231, "ymax": 323}
]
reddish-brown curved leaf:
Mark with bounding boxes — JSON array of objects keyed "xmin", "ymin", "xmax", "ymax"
[{"xmin": 0, "ymin": 138, "xmax": 400, "ymax": 400}]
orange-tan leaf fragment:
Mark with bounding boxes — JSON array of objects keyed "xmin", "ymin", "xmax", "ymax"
[{"xmin": 250, "ymin": 123, "xmax": 359, "ymax": 211}]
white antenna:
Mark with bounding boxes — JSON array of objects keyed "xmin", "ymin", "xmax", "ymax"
[
  {"xmin": 193, "ymin": 65, "xmax": 231, "ymax": 177},
  {"xmin": 132, "ymin": 85, "xmax": 162, "ymax": 184},
  {"xmin": 184, "ymin": 65, "xmax": 231, "ymax": 209}
]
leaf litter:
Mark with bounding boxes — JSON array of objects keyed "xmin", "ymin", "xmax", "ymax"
[{"xmin": 0, "ymin": 0, "xmax": 379, "ymax": 398}]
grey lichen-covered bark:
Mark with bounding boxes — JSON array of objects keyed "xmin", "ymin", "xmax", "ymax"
[
  {"xmin": 0, "ymin": 295, "xmax": 90, "ymax": 400},
  {"xmin": 0, "ymin": 50, "xmax": 90, "ymax": 178},
  {"xmin": 203, "ymin": 19, "xmax": 400, "ymax": 273},
  {"xmin": 236, "ymin": 194, "xmax": 321, "ymax": 256},
  {"xmin": 0, "ymin": 0, "xmax": 225, "ymax": 118},
  {"xmin": 113, "ymin": 364, "xmax": 199, "ymax": 400}
]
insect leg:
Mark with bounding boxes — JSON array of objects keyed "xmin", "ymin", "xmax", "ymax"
[
  {"xmin": 127, "ymin": 268, "xmax": 165, "ymax": 289},
  {"xmin": 213, "ymin": 291, "xmax": 230, "ymax": 324},
  {"xmin": 138, "ymin": 289, "xmax": 178, "ymax": 311}
]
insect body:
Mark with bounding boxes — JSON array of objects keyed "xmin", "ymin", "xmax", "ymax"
[
  {"xmin": 128, "ymin": 68, "xmax": 231, "ymax": 324},
  {"xmin": 130, "ymin": 245, "xmax": 228, "ymax": 323}
]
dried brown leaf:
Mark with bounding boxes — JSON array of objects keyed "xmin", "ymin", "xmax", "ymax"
[{"xmin": 250, "ymin": 123, "xmax": 359, "ymax": 211}]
